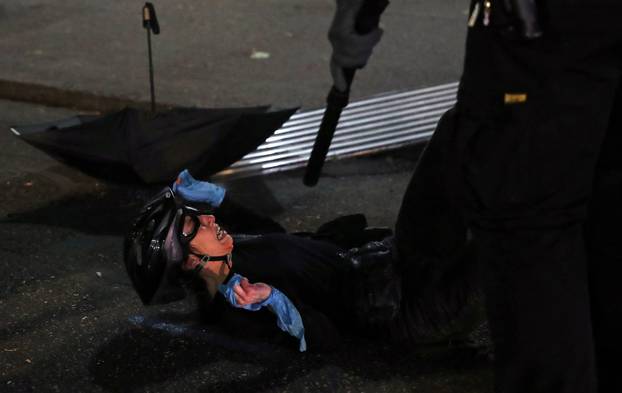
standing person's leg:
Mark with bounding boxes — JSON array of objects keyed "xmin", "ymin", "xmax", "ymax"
[
  {"xmin": 394, "ymin": 107, "xmax": 470, "ymax": 285},
  {"xmin": 586, "ymin": 82, "xmax": 622, "ymax": 392},
  {"xmin": 393, "ymin": 107, "xmax": 483, "ymax": 344},
  {"xmin": 455, "ymin": 3, "xmax": 622, "ymax": 392}
]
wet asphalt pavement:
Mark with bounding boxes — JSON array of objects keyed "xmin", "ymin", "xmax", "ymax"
[
  {"xmin": 0, "ymin": 100, "xmax": 492, "ymax": 392},
  {"xmin": 0, "ymin": 0, "xmax": 467, "ymax": 110}
]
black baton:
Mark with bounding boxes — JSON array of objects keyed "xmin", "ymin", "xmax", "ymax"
[{"xmin": 303, "ymin": 0, "xmax": 389, "ymax": 186}]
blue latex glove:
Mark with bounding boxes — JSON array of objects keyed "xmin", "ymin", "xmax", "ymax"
[
  {"xmin": 219, "ymin": 273, "xmax": 307, "ymax": 352},
  {"xmin": 266, "ymin": 288, "xmax": 307, "ymax": 352},
  {"xmin": 172, "ymin": 169, "xmax": 226, "ymax": 207}
]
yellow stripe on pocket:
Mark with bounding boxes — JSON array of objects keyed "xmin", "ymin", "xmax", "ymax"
[{"xmin": 504, "ymin": 93, "xmax": 527, "ymax": 104}]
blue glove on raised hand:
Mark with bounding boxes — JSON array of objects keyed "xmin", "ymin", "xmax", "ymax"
[
  {"xmin": 172, "ymin": 169, "xmax": 226, "ymax": 207},
  {"xmin": 219, "ymin": 273, "xmax": 307, "ymax": 352}
]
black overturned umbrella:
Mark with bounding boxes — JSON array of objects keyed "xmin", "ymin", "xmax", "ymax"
[
  {"xmin": 10, "ymin": 3, "xmax": 297, "ymax": 184},
  {"xmin": 10, "ymin": 106, "xmax": 297, "ymax": 184}
]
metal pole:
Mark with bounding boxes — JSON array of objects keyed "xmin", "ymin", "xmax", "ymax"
[
  {"xmin": 147, "ymin": 27, "xmax": 155, "ymax": 113},
  {"xmin": 143, "ymin": 2, "xmax": 159, "ymax": 113}
]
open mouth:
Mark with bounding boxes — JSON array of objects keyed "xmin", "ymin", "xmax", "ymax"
[{"xmin": 216, "ymin": 225, "xmax": 226, "ymax": 241}]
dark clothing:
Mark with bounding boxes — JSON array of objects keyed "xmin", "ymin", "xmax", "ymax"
[
  {"xmin": 395, "ymin": 108, "xmax": 475, "ymax": 292},
  {"xmin": 446, "ymin": 2, "xmax": 622, "ymax": 392},
  {"xmin": 205, "ymin": 233, "xmax": 352, "ymax": 351},
  {"xmin": 209, "ymin": 233, "xmax": 483, "ymax": 351},
  {"xmin": 199, "ymin": 231, "xmax": 480, "ymax": 351},
  {"xmin": 173, "ymin": 121, "xmax": 483, "ymax": 351},
  {"xmin": 394, "ymin": 108, "xmax": 482, "ymax": 344}
]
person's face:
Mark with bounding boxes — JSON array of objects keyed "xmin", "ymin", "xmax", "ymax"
[{"xmin": 183, "ymin": 215, "xmax": 233, "ymax": 257}]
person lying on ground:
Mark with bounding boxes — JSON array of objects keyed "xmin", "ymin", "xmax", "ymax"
[{"xmin": 125, "ymin": 152, "xmax": 482, "ymax": 352}]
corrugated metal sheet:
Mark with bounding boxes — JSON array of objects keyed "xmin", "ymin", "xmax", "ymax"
[{"xmin": 215, "ymin": 82, "xmax": 458, "ymax": 179}]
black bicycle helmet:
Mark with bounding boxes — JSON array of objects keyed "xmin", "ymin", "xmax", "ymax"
[{"xmin": 123, "ymin": 186, "xmax": 217, "ymax": 305}]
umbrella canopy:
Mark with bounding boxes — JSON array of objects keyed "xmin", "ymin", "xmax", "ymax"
[{"xmin": 10, "ymin": 106, "xmax": 297, "ymax": 183}]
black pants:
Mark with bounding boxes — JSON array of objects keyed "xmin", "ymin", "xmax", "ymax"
[
  {"xmin": 453, "ymin": 2, "xmax": 622, "ymax": 392},
  {"xmin": 394, "ymin": 107, "xmax": 485, "ymax": 343}
]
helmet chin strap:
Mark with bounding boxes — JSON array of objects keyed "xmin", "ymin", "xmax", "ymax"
[{"xmin": 191, "ymin": 252, "xmax": 232, "ymax": 272}]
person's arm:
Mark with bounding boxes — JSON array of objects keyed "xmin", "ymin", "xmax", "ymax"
[
  {"xmin": 229, "ymin": 277, "xmax": 342, "ymax": 352},
  {"xmin": 219, "ymin": 274, "xmax": 306, "ymax": 352},
  {"xmin": 173, "ymin": 169, "xmax": 285, "ymax": 234},
  {"xmin": 328, "ymin": 0, "xmax": 388, "ymax": 92}
]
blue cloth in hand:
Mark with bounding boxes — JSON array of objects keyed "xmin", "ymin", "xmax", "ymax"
[
  {"xmin": 219, "ymin": 273, "xmax": 307, "ymax": 352},
  {"xmin": 172, "ymin": 169, "xmax": 226, "ymax": 207}
]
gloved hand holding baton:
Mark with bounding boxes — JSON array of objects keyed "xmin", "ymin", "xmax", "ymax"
[{"xmin": 303, "ymin": 0, "xmax": 389, "ymax": 186}]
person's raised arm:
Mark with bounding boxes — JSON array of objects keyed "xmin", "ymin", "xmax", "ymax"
[
  {"xmin": 219, "ymin": 274, "xmax": 307, "ymax": 351},
  {"xmin": 173, "ymin": 169, "xmax": 285, "ymax": 234}
]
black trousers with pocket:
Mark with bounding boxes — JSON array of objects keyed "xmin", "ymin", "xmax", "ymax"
[{"xmin": 453, "ymin": 2, "xmax": 622, "ymax": 392}]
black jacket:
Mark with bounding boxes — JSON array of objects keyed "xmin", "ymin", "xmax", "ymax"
[{"xmin": 202, "ymin": 233, "xmax": 352, "ymax": 351}]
